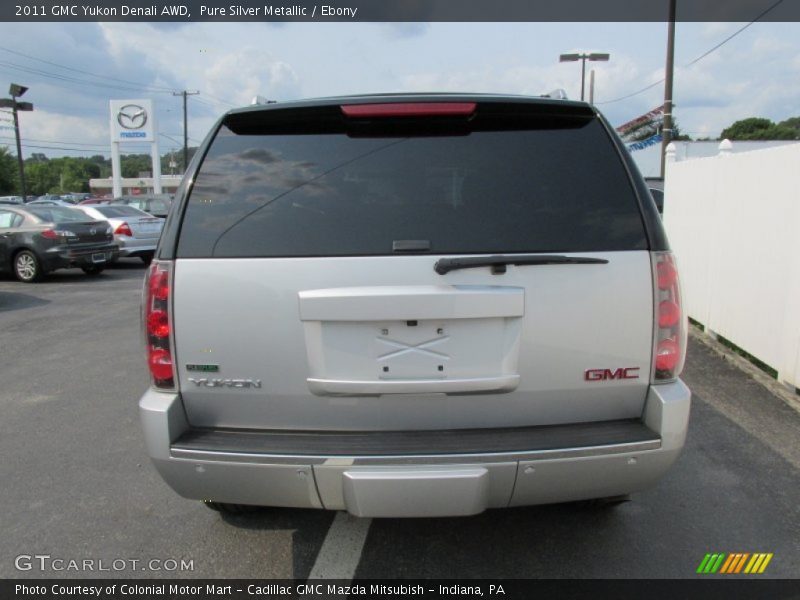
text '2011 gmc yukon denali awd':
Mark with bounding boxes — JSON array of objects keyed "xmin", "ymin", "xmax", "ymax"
[{"xmin": 139, "ymin": 94, "xmax": 690, "ymax": 518}]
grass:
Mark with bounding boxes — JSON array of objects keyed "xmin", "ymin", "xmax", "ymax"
[{"xmin": 691, "ymin": 319, "xmax": 779, "ymax": 379}]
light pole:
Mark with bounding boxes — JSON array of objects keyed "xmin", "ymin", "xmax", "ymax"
[
  {"xmin": 559, "ymin": 52, "xmax": 610, "ymax": 102},
  {"xmin": 0, "ymin": 84, "xmax": 33, "ymax": 201}
]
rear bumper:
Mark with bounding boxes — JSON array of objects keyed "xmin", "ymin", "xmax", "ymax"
[
  {"xmin": 42, "ymin": 243, "xmax": 118, "ymax": 270},
  {"xmin": 139, "ymin": 381, "xmax": 690, "ymax": 517},
  {"xmin": 116, "ymin": 236, "xmax": 157, "ymax": 257}
]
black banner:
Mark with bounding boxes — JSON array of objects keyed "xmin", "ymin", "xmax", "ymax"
[
  {"xmin": 4, "ymin": 579, "xmax": 800, "ymax": 600},
  {"xmin": 4, "ymin": 0, "xmax": 800, "ymax": 22}
]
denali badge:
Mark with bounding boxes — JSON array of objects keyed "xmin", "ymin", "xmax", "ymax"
[
  {"xmin": 585, "ymin": 367, "xmax": 640, "ymax": 381},
  {"xmin": 188, "ymin": 377, "xmax": 262, "ymax": 388}
]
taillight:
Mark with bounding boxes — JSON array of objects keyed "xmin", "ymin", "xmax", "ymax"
[
  {"xmin": 142, "ymin": 260, "xmax": 175, "ymax": 389},
  {"xmin": 40, "ymin": 229, "xmax": 76, "ymax": 240},
  {"xmin": 651, "ymin": 252, "xmax": 687, "ymax": 381},
  {"xmin": 115, "ymin": 222, "xmax": 133, "ymax": 237}
]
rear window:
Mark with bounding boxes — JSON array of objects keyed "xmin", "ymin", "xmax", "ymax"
[
  {"xmin": 177, "ymin": 110, "xmax": 647, "ymax": 258},
  {"xmin": 26, "ymin": 207, "xmax": 89, "ymax": 223},
  {"xmin": 95, "ymin": 205, "xmax": 149, "ymax": 218}
]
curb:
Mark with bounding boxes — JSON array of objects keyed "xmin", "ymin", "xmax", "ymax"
[{"xmin": 689, "ymin": 325, "xmax": 800, "ymax": 415}]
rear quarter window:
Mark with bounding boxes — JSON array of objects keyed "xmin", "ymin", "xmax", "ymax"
[{"xmin": 177, "ymin": 109, "xmax": 647, "ymax": 258}]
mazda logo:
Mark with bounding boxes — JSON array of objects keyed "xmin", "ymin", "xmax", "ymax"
[{"xmin": 117, "ymin": 104, "xmax": 148, "ymax": 130}]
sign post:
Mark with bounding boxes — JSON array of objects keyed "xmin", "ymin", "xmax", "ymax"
[{"xmin": 109, "ymin": 99, "xmax": 161, "ymax": 197}]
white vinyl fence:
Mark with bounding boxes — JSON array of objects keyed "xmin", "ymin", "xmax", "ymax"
[{"xmin": 663, "ymin": 141, "xmax": 800, "ymax": 389}]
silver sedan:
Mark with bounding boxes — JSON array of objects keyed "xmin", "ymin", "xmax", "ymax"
[{"xmin": 77, "ymin": 204, "xmax": 163, "ymax": 264}]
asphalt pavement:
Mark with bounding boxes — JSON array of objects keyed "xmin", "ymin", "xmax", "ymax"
[{"xmin": 1, "ymin": 264, "xmax": 798, "ymax": 579}]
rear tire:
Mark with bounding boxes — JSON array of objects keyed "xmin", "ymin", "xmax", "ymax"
[
  {"xmin": 82, "ymin": 266, "xmax": 105, "ymax": 276},
  {"xmin": 140, "ymin": 252, "xmax": 154, "ymax": 265},
  {"xmin": 13, "ymin": 250, "xmax": 42, "ymax": 283},
  {"xmin": 203, "ymin": 501, "xmax": 261, "ymax": 515}
]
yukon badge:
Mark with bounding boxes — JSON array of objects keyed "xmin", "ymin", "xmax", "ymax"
[
  {"xmin": 585, "ymin": 367, "xmax": 640, "ymax": 381},
  {"xmin": 188, "ymin": 377, "xmax": 262, "ymax": 389}
]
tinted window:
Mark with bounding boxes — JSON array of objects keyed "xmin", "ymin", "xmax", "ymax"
[
  {"xmin": 26, "ymin": 207, "xmax": 90, "ymax": 223},
  {"xmin": 178, "ymin": 119, "xmax": 646, "ymax": 258},
  {"xmin": 96, "ymin": 205, "xmax": 149, "ymax": 218}
]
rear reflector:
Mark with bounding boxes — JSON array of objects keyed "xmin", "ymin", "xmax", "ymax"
[
  {"xmin": 341, "ymin": 102, "xmax": 477, "ymax": 118},
  {"xmin": 142, "ymin": 260, "xmax": 175, "ymax": 389}
]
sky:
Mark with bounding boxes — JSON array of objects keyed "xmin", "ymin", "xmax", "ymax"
[{"xmin": 0, "ymin": 20, "xmax": 798, "ymax": 159}]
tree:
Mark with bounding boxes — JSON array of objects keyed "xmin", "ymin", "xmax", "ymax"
[
  {"xmin": 719, "ymin": 117, "xmax": 800, "ymax": 141},
  {"xmin": 0, "ymin": 147, "xmax": 19, "ymax": 195}
]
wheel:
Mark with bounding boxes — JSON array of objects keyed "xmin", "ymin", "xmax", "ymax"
[
  {"xmin": 203, "ymin": 501, "xmax": 261, "ymax": 515},
  {"xmin": 82, "ymin": 265, "xmax": 105, "ymax": 276},
  {"xmin": 13, "ymin": 250, "xmax": 42, "ymax": 283},
  {"xmin": 140, "ymin": 252, "xmax": 154, "ymax": 265}
]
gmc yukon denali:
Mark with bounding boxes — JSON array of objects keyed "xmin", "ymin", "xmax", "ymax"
[{"xmin": 139, "ymin": 94, "xmax": 690, "ymax": 518}]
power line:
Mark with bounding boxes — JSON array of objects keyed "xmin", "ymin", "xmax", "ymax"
[
  {"xmin": 0, "ymin": 141, "xmax": 111, "ymax": 154},
  {"xmin": 0, "ymin": 45, "xmax": 178, "ymax": 93},
  {"xmin": 0, "ymin": 61, "xmax": 174, "ymax": 94},
  {"xmin": 0, "ymin": 135, "xmax": 108, "ymax": 148},
  {"xmin": 596, "ymin": 0, "xmax": 785, "ymax": 105},
  {"xmin": 199, "ymin": 92, "xmax": 238, "ymax": 107}
]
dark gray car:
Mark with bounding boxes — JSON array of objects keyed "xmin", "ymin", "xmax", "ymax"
[{"xmin": 0, "ymin": 205, "xmax": 119, "ymax": 282}]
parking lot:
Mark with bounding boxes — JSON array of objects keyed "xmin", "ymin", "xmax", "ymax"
[{"xmin": 1, "ymin": 263, "xmax": 799, "ymax": 579}]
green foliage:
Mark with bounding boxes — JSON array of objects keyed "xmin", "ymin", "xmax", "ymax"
[
  {"xmin": 0, "ymin": 147, "xmax": 19, "ymax": 195},
  {"xmin": 19, "ymin": 148, "xmax": 197, "ymax": 195},
  {"xmin": 719, "ymin": 117, "xmax": 800, "ymax": 141}
]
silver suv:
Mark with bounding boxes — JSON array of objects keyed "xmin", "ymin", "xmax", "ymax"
[{"xmin": 139, "ymin": 94, "xmax": 690, "ymax": 518}]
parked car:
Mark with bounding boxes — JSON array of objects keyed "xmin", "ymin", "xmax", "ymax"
[
  {"xmin": 77, "ymin": 204, "xmax": 163, "ymax": 264},
  {"xmin": 139, "ymin": 94, "xmax": 690, "ymax": 518},
  {"xmin": 62, "ymin": 192, "xmax": 92, "ymax": 203},
  {"xmin": 0, "ymin": 196, "xmax": 24, "ymax": 205},
  {"xmin": 0, "ymin": 205, "xmax": 118, "ymax": 282},
  {"xmin": 34, "ymin": 194, "xmax": 73, "ymax": 204},
  {"xmin": 649, "ymin": 188, "xmax": 665, "ymax": 215},
  {"xmin": 28, "ymin": 198, "xmax": 77, "ymax": 208},
  {"xmin": 111, "ymin": 194, "xmax": 172, "ymax": 218},
  {"xmin": 78, "ymin": 197, "xmax": 112, "ymax": 206}
]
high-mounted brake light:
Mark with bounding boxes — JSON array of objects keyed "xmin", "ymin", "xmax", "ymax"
[
  {"xmin": 142, "ymin": 260, "xmax": 175, "ymax": 389},
  {"xmin": 340, "ymin": 102, "xmax": 477, "ymax": 118},
  {"xmin": 651, "ymin": 252, "xmax": 687, "ymax": 381},
  {"xmin": 115, "ymin": 222, "xmax": 133, "ymax": 237}
]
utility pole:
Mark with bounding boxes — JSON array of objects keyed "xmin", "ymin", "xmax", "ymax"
[
  {"xmin": 173, "ymin": 90, "xmax": 198, "ymax": 171},
  {"xmin": 660, "ymin": 0, "xmax": 677, "ymax": 179},
  {"xmin": 1, "ymin": 84, "xmax": 33, "ymax": 201},
  {"xmin": 589, "ymin": 69, "xmax": 595, "ymax": 104}
]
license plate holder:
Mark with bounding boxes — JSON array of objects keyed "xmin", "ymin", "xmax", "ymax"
[{"xmin": 91, "ymin": 253, "xmax": 107, "ymax": 264}]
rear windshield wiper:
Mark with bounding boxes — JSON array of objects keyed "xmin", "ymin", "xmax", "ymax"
[{"xmin": 434, "ymin": 254, "xmax": 609, "ymax": 275}]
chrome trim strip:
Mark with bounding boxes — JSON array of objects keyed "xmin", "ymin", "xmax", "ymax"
[{"xmin": 169, "ymin": 439, "xmax": 662, "ymax": 466}]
